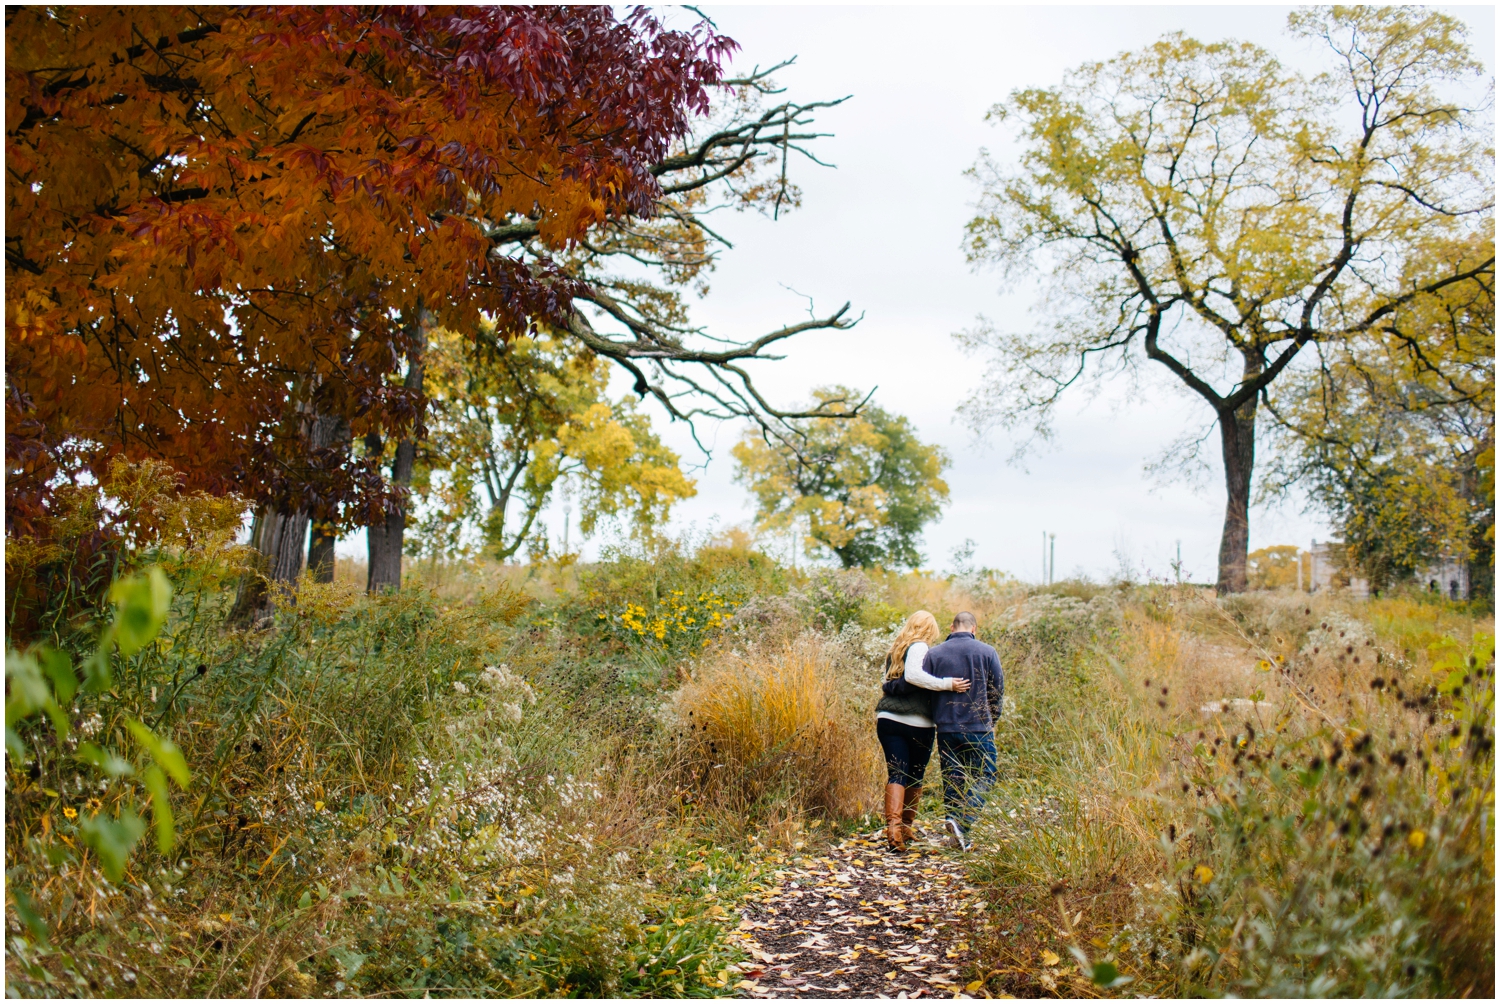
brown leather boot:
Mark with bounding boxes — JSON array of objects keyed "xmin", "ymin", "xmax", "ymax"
[
  {"xmin": 884, "ymin": 783, "xmax": 906, "ymax": 851},
  {"xmin": 901, "ymin": 784, "xmax": 922, "ymax": 843}
]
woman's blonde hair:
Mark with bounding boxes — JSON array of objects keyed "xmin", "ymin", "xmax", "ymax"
[{"xmin": 885, "ymin": 610, "xmax": 940, "ymax": 680}]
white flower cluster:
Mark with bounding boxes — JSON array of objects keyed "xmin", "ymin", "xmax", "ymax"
[
  {"xmin": 834, "ymin": 620, "xmax": 895, "ymax": 663},
  {"xmin": 555, "ymin": 774, "xmax": 603, "ymax": 809},
  {"xmin": 389, "ymin": 757, "xmax": 553, "ymax": 864},
  {"xmin": 1000, "ymin": 593, "xmax": 1121, "ymax": 633},
  {"xmin": 241, "ymin": 773, "xmax": 319, "ymax": 827},
  {"xmin": 479, "ymin": 663, "xmax": 536, "ymax": 724},
  {"xmin": 480, "ymin": 663, "xmax": 534, "ymax": 699},
  {"xmin": 1299, "ymin": 612, "xmax": 1377, "ymax": 659}
]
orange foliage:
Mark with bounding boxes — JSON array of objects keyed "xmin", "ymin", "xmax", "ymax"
[{"xmin": 6, "ymin": 6, "xmax": 731, "ymax": 532}]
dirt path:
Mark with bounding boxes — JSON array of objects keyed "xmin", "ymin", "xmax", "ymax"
[{"xmin": 730, "ymin": 825, "xmax": 989, "ymax": 999}]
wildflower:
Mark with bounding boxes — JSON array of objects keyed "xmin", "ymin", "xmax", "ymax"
[
  {"xmin": 63, "ymin": 806, "xmax": 77, "ymax": 820},
  {"xmin": 453, "ymin": 681, "xmax": 469, "ymax": 695},
  {"xmin": 1407, "ymin": 829, "xmax": 1426, "ymax": 850},
  {"xmin": 1193, "ymin": 865, "xmax": 1213, "ymax": 883}
]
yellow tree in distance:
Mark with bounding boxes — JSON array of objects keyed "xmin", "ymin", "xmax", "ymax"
[
  {"xmin": 413, "ymin": 323, "xmax": 696, "ymax": 561},
  {"xmin": 1247, "ymin": 545, "xmax": 1301, "ymax": 591},
  {"xmin": 733, "ymin": 387, "xmax": 949, "ymax": 569}
]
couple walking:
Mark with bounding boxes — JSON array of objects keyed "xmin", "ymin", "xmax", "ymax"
[{"xmin": 875, "ymin": 610, "xmax": 1002, "ymax": 853}]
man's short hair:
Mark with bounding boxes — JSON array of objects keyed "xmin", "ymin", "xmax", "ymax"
[{"xmin": 952, "ymin": 611, "xmax": 978, "ymax": 631}]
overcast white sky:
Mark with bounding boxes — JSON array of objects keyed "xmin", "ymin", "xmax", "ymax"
[{"xmin": 345, "ymin": 4, "xmax": 1496, "ymax": 583}]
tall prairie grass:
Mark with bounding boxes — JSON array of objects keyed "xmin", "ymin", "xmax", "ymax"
[
  {"xmin": 671, "ymin": 636, "xmax": 883, "ymax": 824},
  {"xmin": 7, "ymin": 473, "xmax": 1491, "ymax": 998},
  {"xmin": 7, "ymin": 571, "xmax": 762, "ymax": 997},
  {"xmin": 5, "ymin": 510, "xmax": 781, "ymax": 997},
  {"xmin": 959, "ymin": 584, "xmax": 1494, "ymax": 998}
]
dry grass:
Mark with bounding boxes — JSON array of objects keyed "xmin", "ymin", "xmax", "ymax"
[
  {"xmin": 876, "ymin": 569, "xmax": 1027, "ymax": 631},
  {"xmin": 337, "ymin": 553, "xmax": 583, "ymax": 605},
  {"xmin": 5, "ymin": 566, "xmax": 756, "ymax": 998},
  {"xmin": 960, "ymin": 585, "xmax": 1494, "ymax": 998},
  {"xmin": 672, "ymin": 636, "xmax": 883, "ymax": 825},
  {"xmin": 9, "ymin": 512, "xmax": 1489, "ymax": 999}
]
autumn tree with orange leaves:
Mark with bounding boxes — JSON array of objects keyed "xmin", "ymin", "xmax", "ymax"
[{"xmin": 6, "ymin": 6, "xmax": 853, "ymax": 616}]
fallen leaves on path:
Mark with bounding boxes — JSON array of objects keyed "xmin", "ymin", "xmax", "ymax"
[{"xmin": 731, "ymin": 826, "xmax": 990, "ymax": 999}]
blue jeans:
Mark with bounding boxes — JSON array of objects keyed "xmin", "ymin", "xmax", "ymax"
[{"xmin": 937, "ymin": 731, "xmax": 997, "ymax": 829}]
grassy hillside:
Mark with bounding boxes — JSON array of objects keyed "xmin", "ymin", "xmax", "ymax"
[
  {"xmin": 5, "ymin": 533, "xmax": 1493, "ymax": 998},
  {"xmin": 957, "ymin": 586, "xmax": 1494, "ymax": 997}
]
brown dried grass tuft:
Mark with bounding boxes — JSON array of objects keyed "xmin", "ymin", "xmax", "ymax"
[{"xmin": 673, "ymin": 637, "xmax": 882, "ymax": 823}]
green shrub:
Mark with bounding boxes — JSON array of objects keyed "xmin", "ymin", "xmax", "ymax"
[{"xmin": 5, "ymin": 557, "xmax": 749, "ymax": 997}]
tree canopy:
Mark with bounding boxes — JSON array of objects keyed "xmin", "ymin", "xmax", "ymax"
[
  {"xmin": 1246, "ymin": 545, "xmax": 1301, "ymax": 591},
  {"xmin": 8, "ymin": 6, "xmax": 866, "ymax": 602},
  {"xmin": 733, "ymin": 388, "xmax": 950, "ymax": 569},
  {"xmin": 961, "ymin": 6, "xmax": 1493, "ymax": 592},
  {"xmin": 6, "ymin": 6, "xmax": 731, "ymax": 529},
  {"xmin": 1263, "ymin": 233, "xmax": 1494, "ymax": 592}
]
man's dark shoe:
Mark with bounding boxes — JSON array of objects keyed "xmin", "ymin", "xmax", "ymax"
[{"xmin": 944, "ymin": 817, "xmax": 971, "ymax": 852}]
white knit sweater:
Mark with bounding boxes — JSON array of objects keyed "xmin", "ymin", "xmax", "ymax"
[{"xmin": 875, "ymin": 642, "xmax": 958, "ymax": 728}]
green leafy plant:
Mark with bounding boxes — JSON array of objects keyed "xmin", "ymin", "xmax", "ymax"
[{"xmin": 7, "ymin": 567, "xmax": 191, "ymax": 886}]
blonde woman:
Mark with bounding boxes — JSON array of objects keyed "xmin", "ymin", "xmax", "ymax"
[{"xmin": 875, "ymin": 610, "xmax": 970, "ymax": 850}]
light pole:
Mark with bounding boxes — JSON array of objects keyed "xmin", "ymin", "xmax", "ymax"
[{"xmin": 1049, "ymin": 533, "xmax": 1056, "ymax": 586}]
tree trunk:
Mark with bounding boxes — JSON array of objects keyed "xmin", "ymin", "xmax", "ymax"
[
  {"xmin": 1215, "ymin": 395, "xmax": 1256, "ymax": 594},
  {"xmin": 306, "ymin": 412, "xmax": 350, "ymax": 584},
  {"xmin": 307, "ymin": 526, "xmax": 337, "ymax": 584},
  {"xmin": 366, "ymin": 432, "xmax": 418, "ymax": 592},
  {"xmin": 367, "ymin": 316, "xmax": 427, "ymax": 594},
  {"xmin": 230, "ymin": 504, "xmax": 311, "ymax": 624}
]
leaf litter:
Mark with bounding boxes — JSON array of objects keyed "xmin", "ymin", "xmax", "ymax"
[{"xmin": 731, "ymin": 825, "xmax": 990, "ymax": 999}]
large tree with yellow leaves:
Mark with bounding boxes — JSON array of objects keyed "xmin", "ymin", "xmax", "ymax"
[
  {"xmin": 411, "ymin": 323, "xmax": 695, "ymax": 563},
  {"xmin": 961, "ymin": 7, "xmax": 1493, "ymax": 592}
]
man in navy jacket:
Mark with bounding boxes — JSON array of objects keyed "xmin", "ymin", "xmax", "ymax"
[{"xmin": 923, "ymin": 611, "xmax": 1002, "ymax": 850}]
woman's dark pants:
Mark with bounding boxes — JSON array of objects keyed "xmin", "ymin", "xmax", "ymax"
[{"xmin": 876, "ymin": 718, "xmax": 935, "ymax": 787}]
